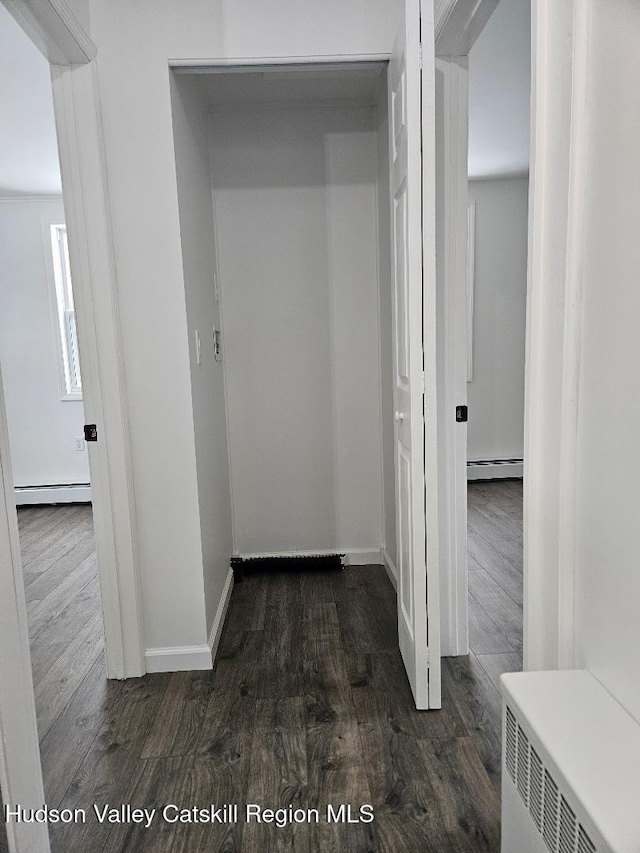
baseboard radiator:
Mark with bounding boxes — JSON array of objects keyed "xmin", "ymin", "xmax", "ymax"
[
  {"xmin": 501, "ymin": 671, "xmax": 640, "ymax": 853},
  {"xmin": 467, "ymin": 458, "xmax": 523, "ymax": 480},
  {"xmin": 14, "ymin": 483, "xmax": 92, "ymax": 505},
  {"xmin": 231, "ymin": 553, "xmax": 344, "ymax": 581}
]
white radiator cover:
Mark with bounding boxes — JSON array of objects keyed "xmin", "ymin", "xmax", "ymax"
[{"xmin": 501, "ymin": 671, "xmax": 640, "ymax": 853}]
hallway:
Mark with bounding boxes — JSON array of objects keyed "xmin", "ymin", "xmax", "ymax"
[
  {"xmin": 44, "ymin": 565, "xmax": 500, "ymax": 853},
  {"xmin": 18, "ymin": 480, "xmax": 523, "ymax": 853}
]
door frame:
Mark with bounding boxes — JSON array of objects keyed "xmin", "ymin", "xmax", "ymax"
[
  {"xmin": 433, "ymin": 0, "xmax": 500, "ymax": 657},
  {"xmin": 0, "ymin": 0, "xmax": 145, "ymax": 681},
  {"xmin": 0, "ymin": 2, "xmax": 144, "ymax": 849},
  {"xmin": 435, "ymin": 0, "xmax": 583, "ymax": 672}
]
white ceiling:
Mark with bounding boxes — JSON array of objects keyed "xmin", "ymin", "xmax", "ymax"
[
  {"xmin": 0, "ymin": 3, "xmax": 61, "ymax": 197},
  {"xmin": 194, "ymin": 63, "xmax": 387, "ymax": 110},
  {"xmin": 468, "ymin": 0, "xmax": 531, "ymax": 179}
]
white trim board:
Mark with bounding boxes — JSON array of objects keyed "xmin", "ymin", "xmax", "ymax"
[
  {"xmin": 382, "ymin": 548, "xmax": 398, "ymax": 592},
  {"xmin": 14, "ymin": 484, "xmax": 92, "ymax": 505},
  {"xmin": 467, "ymin": 459, "xmax": 523, "ymax": 480},
  {"xmin": 435, "ymin": 0, "xmax": 500, "ymax": 57},
  {"xmin": 208, "ymin": 568, "xmax": 234, "ymax": 663},
  {"xmin": 51, "ymin": 61, "xmax": 145, "ymax": 679},
  {"xmin": 0, "ymin": 194, "xmax": 63, "ymax": 202},
  {"xmin": 170, "ymin": 54, "xmax": 392, "ymax": 71},
  {"xmin": 145, "ymin": 567, "xmax": 234, "ymax": 673},
  {"xmin": 144, "ymin": 644, "xmax": 212, "ymax": 674},
  {"xmin": 236, "ymin": 548, "xmax": 383, "ymax": 566}
]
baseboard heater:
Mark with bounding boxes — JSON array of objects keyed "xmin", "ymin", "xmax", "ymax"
[
  {"xmin": 467, "ymin": 458, "xmax": 523, "ymax": 481},
  {"xmin": 231, "ymin": 553, "xmax": 344, "ymax": 581},
  {"xmin": 501, "ymin": 670, "xmax": 640, "ymax": 853},
  {"xmin": 14, "ymin": 482, "xmax": 92, "ymax": 506}
]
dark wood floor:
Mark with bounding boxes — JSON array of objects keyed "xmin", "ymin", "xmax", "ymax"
[
  {"xmin": 12, "ymin": 479, "xmax": 522, "ymax": 853},
  {"xmin": 0, "ymin": 791, "xmax": 7, "ymax": 853}
]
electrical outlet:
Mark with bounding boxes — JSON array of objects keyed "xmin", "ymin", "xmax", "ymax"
[{"xmin": 75, "ymin": 436, "xmax": 86, "ymax": 452}]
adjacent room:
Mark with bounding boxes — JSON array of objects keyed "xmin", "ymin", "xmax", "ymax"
[
  {"xmin": 0, "ymin": 0, "xmax": 105, "ymax": 812},
  {"xmin": 464, "ymin": 0, "xmax": 530, "ymax": 681}
]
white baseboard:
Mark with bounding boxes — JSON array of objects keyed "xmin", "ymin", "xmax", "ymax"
[
  {"xmin": 343, "ymin": 549, "xmax": 382, "ymax": 566},
  {"xmin": 14, "ymin": 483, "xmax": 92, "ymax": 505},
  {"xmin": 145, "ymin": 566, "xmax": 235, "ymax": 674},
  {"xmin": 467, "ymin": 460, "xmax": 523, "ymax": 480},
  {"xmin": 208, "ymin": 567, "xmax": 234, "ymax": 663},
  {"xmin": 236, "ymin": 548, "xmax": 382, "ymax": 566},
  {"xmin": 381, "ymin": 548, "xmax": 398, "ymax": 592},
  {"xmin": 144, "ymin": 643, "xmax": 212, "ymax": 673}
]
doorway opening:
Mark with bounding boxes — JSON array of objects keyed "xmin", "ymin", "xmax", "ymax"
[
  {"xmin": 0, "ymin": 0, "xmax": 106, "ymax": 817},
  {"xmin": 169, "ymin": 53, "xmax": 441, "ymax": 710},
  {"xmin": 170, "ymin": 61, "xmax": 400, "ymax": 633},
  {"xmin": 464, "ymin": 0, "xmax": 530, "ymax": 684}
]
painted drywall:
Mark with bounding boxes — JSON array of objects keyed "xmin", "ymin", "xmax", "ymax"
[
  {"xmin": 85, "ymin": 0, "xmax": 395, "ymax": 655},
  {"xmin": 170, "ymin": 73, "xmax": 233, "ymax": 638},
  {"xmin": 210, "ymin": 103, "xmax": 384, "ymax": 556},
  {"xmin": 571, "ymin": 0, "xmax": 640, "ymax": 725},
  {"xmin": 376, "ymin": 82, "xmax": 397, "ymax": 571},
  {"xmin": 0, "ymin": 5, "xmax": 61, "ymax": 196},
  {"xmin": 467, "ymin": 178, "xmax": 528, "ymax": 463},
  {"xmin": 468, "ymin": 0, "xmax": 530, "ymax": 179},
  {"xmin": 0, "ymin": 198, "xmax": 89, "ymax": 487}
]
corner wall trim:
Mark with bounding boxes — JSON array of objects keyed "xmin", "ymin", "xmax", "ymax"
[
  {"xmin": 467, "ymin": 459, "xmax": 523, "ymax": 480},
  {"xmin": 144, "ymin": 644, "xmax": 213, "ymax": 673},
  {"xmin": 382, "ymin": 548, "xmax": 398, "ymax": 592},
  {"xmin": 14, "ymin": 484, "xmax": 92, "ymax": 505},
  {"xmin": 208, "ymin": 567, "xmax": 234, "ymax": 663}
]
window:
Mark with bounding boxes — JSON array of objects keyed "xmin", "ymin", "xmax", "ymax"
[{"xmin": 50, "ymin": 224, "xmax": 82, "ymax": 398}]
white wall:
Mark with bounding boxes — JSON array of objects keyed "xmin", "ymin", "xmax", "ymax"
[
  {"xmin": 468, "ymin": 0, "xmax": 531, "ymax": 178},
  {"xmin": 525, "ymin": 0, "xmax": 640, "ymax": 730},
  {"xmin": 570, "ymin": 0, "xmax": 640, "ymax": 725},
  {"xmin": 467, "ymin": 178, "xmax": 528, "ymax": 462},
  {"xmin": 0, "ymin": 198, "xmax": 89, "ymax": 488},
  {"xmin": 210, "ymin": 104, "xmax": 383, "ymax": 557},
  {"xmin": 170, "ymin": 73, "xmax": 233, "ymax": 638},
  {"xmin": 0, "ymin": 5, "xmax": 62, "ymax": 197},
  {"xmin": 86, "ymin": 0, "xmax": 395, "ymax": 655}
]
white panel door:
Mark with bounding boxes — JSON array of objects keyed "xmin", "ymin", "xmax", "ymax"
[{"xmin": 389, "ymin": 0, "xmax": 441, "ymax": 709}]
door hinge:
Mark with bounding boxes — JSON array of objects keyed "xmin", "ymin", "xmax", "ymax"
[
  {"xmin": 422, "ymin": 371, "xmax": 426, "ymax": 395},
  {"xmin": 419, "ymin": 43, "xmax": 423, "ymax": 69},
  {"xmin": 455, "ymin": 405, "xmax": 468, "ymax": 423},
  {"xmin": 425, "ymin": 648, "xmax": 431, "ymax": 668},
  {"xmin": 84, "ymin": 424, "xmax": 98, "ymax": 442}
]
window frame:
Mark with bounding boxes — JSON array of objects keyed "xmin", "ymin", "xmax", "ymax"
[{"xmin": 42, "ymin": 218, "xmax": 83, "ymax": 401}]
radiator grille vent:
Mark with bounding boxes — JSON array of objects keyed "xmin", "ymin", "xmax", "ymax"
[
  {"xmin": 505, "ymin": 705, "xmax": 598, "ymax": 853},
  {"xmin": 543, "ymin": 772, "xmax": 559, "ymax": 852},
  {"xmin": 506, "ymin": 707, "xmax": 517, "ymax": 780},
  {"xmin": 517, "ymin": 725, "xmax": 530, "ymax": 804},
  {"xmin": 578, "ymin": 827, "xmax": 596, "ymax": 853},
  {"xmin": 559, "ymin": 797, "xmax": 577, "ymax": 853},
  {"xmin": 529, "ymin": 748, "xmax": 544, "ymax": 831}
]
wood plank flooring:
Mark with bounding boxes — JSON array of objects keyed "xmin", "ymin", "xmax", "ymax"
[
  {"xmin": 0, "ymin": 791, "xmax": 7, "ymax": 853},
  {"xmin": 467, "ymin": 480, "xmax": 523, "ymax": 689},
  {"xmin": 9, "ymin": 480, "xmax": 522, "ymax": 853}
]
